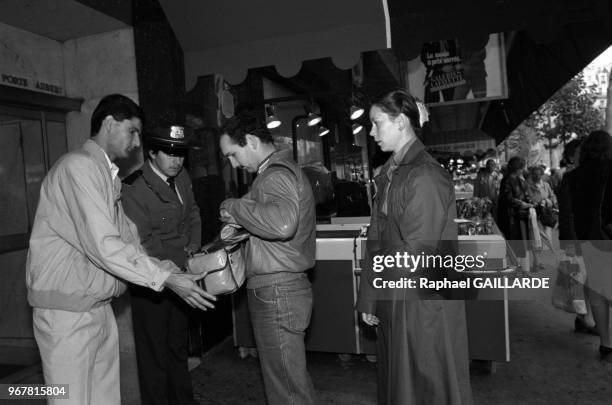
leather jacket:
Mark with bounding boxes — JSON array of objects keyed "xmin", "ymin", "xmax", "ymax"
[
  {"xmin": 357, "ymin": 139, "xmax": 458, "ymax": 314},
  {"xmin": 221, "ymin": 149, "xmax": 316, "ymax": 289}
]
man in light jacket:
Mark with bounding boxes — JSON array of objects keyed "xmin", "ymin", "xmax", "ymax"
[
  {"xmin": 26, "ymin": 94, "xmax": 215, "ymax": 405},
  {"xmin": 219, "ymin": 113, "xmax": 317, "ymax": 405}
]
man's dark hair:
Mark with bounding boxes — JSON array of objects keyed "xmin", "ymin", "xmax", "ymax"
[
  {"xmin": 221, "ymin": 113, "xmax": 273, "ymax": 146},
  {"xmin": 90, "ymin": 94, "xmax": 145, "ymax": 137}
]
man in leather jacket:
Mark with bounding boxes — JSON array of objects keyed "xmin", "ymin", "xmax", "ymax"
[{"xmin": 219, "ymin": 114, "xmax": 317, "ymax": 405}]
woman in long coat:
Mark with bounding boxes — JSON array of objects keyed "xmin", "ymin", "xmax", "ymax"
[
  {"xmin": 357, "ymin": 89, "xmax": 473, "ymax": 405},
  {"xmin": 497, "ymin": 156, "xmax": 533, "ymax": 268}
]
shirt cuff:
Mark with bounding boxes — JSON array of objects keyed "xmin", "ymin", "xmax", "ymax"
[{"xmin": 148, "ymin": 260, "xmax": 174, "ymax": 291}]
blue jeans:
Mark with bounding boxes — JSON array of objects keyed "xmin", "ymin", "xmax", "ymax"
[{"xmin": 247, "ymin": 273, "xmax": 316, "ymax": 405}]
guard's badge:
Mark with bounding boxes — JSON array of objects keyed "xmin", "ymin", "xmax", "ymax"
[{"xmin": 170, "ymin": 126, "xmax": 184, "ymax": 139}]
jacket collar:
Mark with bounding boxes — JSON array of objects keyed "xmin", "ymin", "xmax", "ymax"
[
  {"xmin": 258, "ymin": 148, "xmax": 294, "ymax": 174},
  {"xmin": 83, "ymin": 139, "xmax": 114, "ymax": 174},
  {"xmin": 374, "ymin": 138, "xmax": 427, "ymax": 183},
  {"xmin": 396, "ymin": 138, "xmax": 426, "ymax": 166},
  {"xmin": 82, "ymin": 139, "xmax": 122, "ymax": 198}
]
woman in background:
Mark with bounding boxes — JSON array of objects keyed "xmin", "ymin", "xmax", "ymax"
[
  {"xmin": 474, "ymin": 159, "xmax": 500, "ymax": 221},
  {"xmin": 357, "ymin": 89, "xmax": 472, "ymax": 405},
  {"xmin": 526, "ymin": 165, "xmax": 557, "ymax": 270},
  {"xmin": 497, "ymin": 156, "xmax": 534, "ymax": 271},
  {"xmin": 551, "ymin": 138, "xmax": 582, "ymax": 197}
]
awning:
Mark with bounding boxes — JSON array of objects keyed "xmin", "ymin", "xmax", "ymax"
[
  {"xmin": 0, "ymin": 0, "xmax": 129, "ymax": 41},
  {"xmin": 158, "ymin": 0, "xmax": 391, "ymax": 87}
]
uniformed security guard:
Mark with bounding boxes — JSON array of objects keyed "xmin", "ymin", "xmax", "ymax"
[{"xmin": 122, "ymin": 124, "xmax": 203, "ymax": 405}]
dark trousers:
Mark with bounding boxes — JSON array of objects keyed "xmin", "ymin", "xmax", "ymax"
[
  {"xmin": 247, "ymin": 274, "xmax": 316, "ymax": 405},
  {"xmin": 131, "ymin": 287, "xmax": 195, "ymax": 405}
]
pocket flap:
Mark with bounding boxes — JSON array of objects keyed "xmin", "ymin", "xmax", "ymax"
[{"xmin": 187, "ymin": 249, "xmax": 228, "ymax": 274}]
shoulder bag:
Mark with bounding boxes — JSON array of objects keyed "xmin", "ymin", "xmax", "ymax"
[{"xmin": 186, "ymin": 223, "xmax": 249, "ymax": 295}]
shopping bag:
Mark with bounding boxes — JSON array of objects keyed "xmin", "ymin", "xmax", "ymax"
[
  {"xmin": 551, "ymin": 253, "xmax": 587, "ymax": 315},
  {"xmin": 528, "ymin": 207, "xmax": 543, "ymax": 251}
]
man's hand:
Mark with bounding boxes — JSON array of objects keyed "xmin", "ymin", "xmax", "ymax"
[
  {"xmin": 361, "ymin": 313, "xmax": 379, "ymax": 326},
  {"xmin": 164, "ymin": 272, "xmax": 216, "ymax": 310}
]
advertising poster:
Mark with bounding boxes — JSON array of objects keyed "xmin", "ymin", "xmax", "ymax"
[{"xmin": 407, "ymin": 33, "xmax": 508, "ymax": 106}]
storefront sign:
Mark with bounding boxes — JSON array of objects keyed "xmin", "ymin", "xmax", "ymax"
[
  {"xmin": 428, "ymin": 139, "xmax": 496, "ymax": 154},
  {"xmin": 1, "ymin": 73, "xmax": 64, "ymax": 96}
]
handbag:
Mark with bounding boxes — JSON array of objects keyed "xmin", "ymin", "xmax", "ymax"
[
  {"xmin": 537, "ymin": 205, "xmax": 558, "ymax": 228},
  {"xmin": 186, "ymin": 224, "xmax": 249, "ymax": 295}
]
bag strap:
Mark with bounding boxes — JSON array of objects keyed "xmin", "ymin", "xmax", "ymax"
[{"xmin": 200, "ymin": 245, "xmax": 241, "ymax": 292}]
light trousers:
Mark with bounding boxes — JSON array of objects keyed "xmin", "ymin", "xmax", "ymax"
[{"xmin": 33, "ymin": 305, "xmax": 120, "ymax": 405}]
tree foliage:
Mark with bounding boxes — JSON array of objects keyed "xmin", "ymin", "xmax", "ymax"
[
  {"xmin": 606, "ymin": 69, "xmax": 612, "ymax": 134},
  {"xmin": 531, "ymin": 71, "xmax": 604, "ymax": 147},
  {"xmin": 502, "ymin": 122, "xmax": 538, "ymax": 161}
]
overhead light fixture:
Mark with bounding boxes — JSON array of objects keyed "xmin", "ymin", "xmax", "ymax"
[
  {"xmin": 265, "ymin": 104, "xmax": 281, "ymax": 129},
  {"xmin": 304, "ymin": 100, "xmax": 322, "ymax": 127},
  {"xmin": 307, "ymin": 112, "xmax": 322, "ymax": 127},
  {"xmin": 350, "ymin": 105, "xmax": 364, "ymax": 120},
  {"xmin": 318, "ymin": 125, "xmax": 330, "ymax": 137},
  {"xmin": 349, "ymin": 90, "xmax": 366, "ymax": 120},
  {"xmin": 352, "ymin": 123, "xmax": 363, "ymax": 135}
]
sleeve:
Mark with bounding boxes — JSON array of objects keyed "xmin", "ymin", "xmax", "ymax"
[
  {"xmin": 222, "ymin": 169, "xmax": 299, "ymax": 240},
  {"xmin": 121, "ymin": 183, "xmax": 165, "ymax": 259},
  {"xmin": 524, "ymin": 181, "xmax": 536, "ymax": 203},
  {"xmin": 356, "ymin": 204, "xmax": 380, "ymax": 314},
  {"xmin": 502, "ymin": 178, "xmax": 527, "ymax": 208},
  {"xmin": 186, "ymin": 179, "xmax": 202, "ymax": 251},
  {"xmin": 396, "ymin": 166, "xmax": 451, "ymax": 255},
  {"xmin": 499, "ymin": 177, "xmax": 513, "ymax": 207},
  {"xmin": 546, "ymin": 182, "xmax": 557, "ymax": 206},
  {"xmin": 55, "ymin": 158, "xmax": 173, "ymax": 291}
]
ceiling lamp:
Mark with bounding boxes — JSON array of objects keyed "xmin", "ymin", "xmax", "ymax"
[
  {"xmin": 352, "ymin": 123, "xmax": 363, "ymax": 135},
  {"xmin": 265, "ymin": 104, "xmax": 281, "ymax": 129},
  {"xmin": 350, "ymin": 105, "xmax": 364, "ymax": 120},
  {"xmin": 307, "ymin": 112, "xmax": 322, "ymax": 127},
  {"xmin": 317, "ymin": 125, "xmax": 330, "ymax": 137}
]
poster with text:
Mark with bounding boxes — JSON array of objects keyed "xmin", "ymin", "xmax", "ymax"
[{"xmin": 407, "ymin": 33, "xmax": 508, "ymax": 106}]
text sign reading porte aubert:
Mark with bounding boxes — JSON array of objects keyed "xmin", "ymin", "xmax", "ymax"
[{"xmin": 1, "ymin": 73, "xmax": 64, "ymax": 95}]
